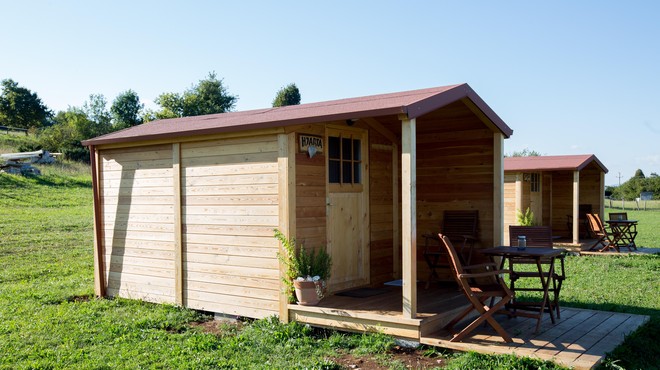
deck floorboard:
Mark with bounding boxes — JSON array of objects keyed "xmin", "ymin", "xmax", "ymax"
[{"xmin": 421, "ymin": 307, "xmax": 649, "ymax": 370}]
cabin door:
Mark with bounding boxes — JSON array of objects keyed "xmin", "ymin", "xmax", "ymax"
[
  {"xmin": 529, "ymin": 172, "xmax": 542, "ymax": 224},
  {"xmin": 326, "ymin": 127, "xmax": 369, "ymax": 292}
]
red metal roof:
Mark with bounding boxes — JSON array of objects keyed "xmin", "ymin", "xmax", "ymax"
[
  {"xmin": 504, "ymin": 155, "xmax": 608, "ymax": 173},
  {"xmin": 82, "ymin": 83, "xmax": 512, "ymax": 146}
]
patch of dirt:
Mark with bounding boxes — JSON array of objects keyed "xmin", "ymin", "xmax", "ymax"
[
  {"xmin": 189, "ymin": 318, "xmax": 244, "ymax": 335},
  {"xmin": 192, "ymin": 319, "xmax": 447, "ymax": 369},
  {"xmin": 67, "ymin": 295, "xmax": 92, "ymax": 303},
  {"xmin": 334, "ymin": 346, "xmax": 446, "ymax": 369}
]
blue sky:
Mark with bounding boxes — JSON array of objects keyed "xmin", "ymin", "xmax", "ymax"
[{"xmin": 3, "ymin": 1, "xmax": 659, "ymax": 186}]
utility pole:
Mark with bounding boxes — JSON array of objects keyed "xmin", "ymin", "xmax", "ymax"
[{"xmin": 617, "ymin": 172, "xmax": 625, "ymax": 210}]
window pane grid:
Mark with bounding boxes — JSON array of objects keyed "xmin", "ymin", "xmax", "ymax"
[{"xmin": 328, "ymin": 134, "xmax": 361, "ymax": 185}]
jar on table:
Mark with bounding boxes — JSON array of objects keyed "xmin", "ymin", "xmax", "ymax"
[{"xmin": 517, "ymin": 235, "xmax": 527, "ymax": 250}]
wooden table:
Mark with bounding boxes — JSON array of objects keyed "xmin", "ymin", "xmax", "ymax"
[
  {"xmin": 480, "ymin": 246, "xmax": 566, "ymax": 333},
  {"xmin": 605, "ymin": 219, "xmax": 638, "ymax": 251}
]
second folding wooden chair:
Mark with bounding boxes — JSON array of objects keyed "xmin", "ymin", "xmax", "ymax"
[{"xmin": 587, "ymin": 213, "xmax": 622, "ymax": 252}]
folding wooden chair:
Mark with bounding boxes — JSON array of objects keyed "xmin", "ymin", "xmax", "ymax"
[
  {"xmin": 438, "ymin": 233, "xmax": 513, "ymax": 343},
  {"xmin": 587, "ymin": 213, "xmax": 622, "ymax": 252},
  {"xmin": 422, "ymin": 210, "xmax": 478, "ymax": 288},
  {"xmin": 508, "ymin": 226, "xmax": 565, "ymax": 318}
]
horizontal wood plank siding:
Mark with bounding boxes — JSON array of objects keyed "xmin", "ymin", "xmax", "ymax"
[
  {"xmin": 415, "ymin": 102, "xmax": 496, "ymax": 280},
  {"xmin": 294, "ymin": 126, "xmax": 327, "ymax": 252},
  {"xmin": 181, "ymin": 135, "xmax": 281, "ymax": 318},
  {"xmin": 368, "ymin": 131, "xmax": 395, "ymax": 286},
  {"xmin": 100, "ymin": 144, "xmax": 176, "ymax": 303},
  {"xmin": 503, "ymin": 173, "xmax": 518, "ymax": 243}
]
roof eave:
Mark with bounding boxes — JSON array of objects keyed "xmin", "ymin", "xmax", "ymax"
[{"xmin": 82, "ymin": 106, "xmax": 406, "ymax": 147}]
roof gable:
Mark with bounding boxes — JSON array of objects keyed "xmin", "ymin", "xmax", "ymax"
[{"xmin": 83, "ymin": 83, "xmax": 512, "ymax": 146}]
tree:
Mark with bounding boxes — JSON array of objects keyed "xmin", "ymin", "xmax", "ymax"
[
  {"xmin": 506, "ymin": 148, "xmax": 542, "ymax": 157},
  {"xmin": 0, "ymin": 79, "xmax": 52, "ymax": 129},
  {"xmin": 272, "ymin": 83, "xmax": 301, "ymax": 107},
  {"xmin": 82, "ymin": 94, "xmax": 112, "ymax": 136},
  {"xmin": 37, "ymin": 108, "xmax": 95, "ymax": 162},
  {"xmin": 111, "ymin": 90, "xmax": 143, "ymax": 129},
  {"xmin": 154, "ymin": 72, "xmax": 237, "ymax": 119},
  {"xmin": 634, "ymin": 169, "xmax": 645, "ymax": 178}
]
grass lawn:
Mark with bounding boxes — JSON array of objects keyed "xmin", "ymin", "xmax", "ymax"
[{"xmin": 1, "ymin": 158, "xmax": 658, "ymax": 369}]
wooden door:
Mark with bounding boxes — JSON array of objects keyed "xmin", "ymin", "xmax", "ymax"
[
  {"xmin": 326, "ymin": 127, "xmax": 369, "ymax": 291},
  {"xmin": 530, "ymin": 172, "xmax": 542, "ymax": 225}
]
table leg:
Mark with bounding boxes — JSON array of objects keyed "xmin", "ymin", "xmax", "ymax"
[{"xmin": 535, "ymin": 257, "xmax": 555, "ymax": 333}]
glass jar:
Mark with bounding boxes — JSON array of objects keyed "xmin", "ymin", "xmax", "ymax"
[{"xmin": 517, "ymin": 235, "xmax": 527, "ymax": 250}]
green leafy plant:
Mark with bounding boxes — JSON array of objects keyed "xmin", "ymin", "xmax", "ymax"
[
  {"xmin": 516, "ymin": 207, "xmax": 535, "ymax": 226},
  {"xmin": 274, "ymin": 229, "xmax": 332, "ymax": 303}
]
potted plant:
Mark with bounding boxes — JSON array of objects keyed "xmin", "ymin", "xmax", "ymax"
[
  {"xmin": 274, "ymin": 229, "xmax": 332, "ymax": 306},
  {"xmin": 516, "ymin": 207, "xmax": 535, "ymax": 226}
]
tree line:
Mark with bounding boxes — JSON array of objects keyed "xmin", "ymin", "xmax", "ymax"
[
  {"xmin": 607, "ymin": 169, "xmax": 659, "ymax": 201},
  {"xmin": 0, "ymin": 74, "xmax": 300, "ymax": 162}
]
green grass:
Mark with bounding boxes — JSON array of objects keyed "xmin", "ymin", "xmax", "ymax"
[
  {"xmin": 3, "ymin": 161, "xmax": 657, "ymax": 369},
  {"xmin": 0, "ymin": 132, "xmax": 39, "ymax": 154}
]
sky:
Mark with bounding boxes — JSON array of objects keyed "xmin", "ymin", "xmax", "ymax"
[{"xmin": 2, "ymin": 0, "xmax": 659, "ymax": 186}]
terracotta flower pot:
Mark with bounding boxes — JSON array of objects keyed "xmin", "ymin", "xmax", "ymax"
[{"xmin": 293, "ymin": 280, "xmax": 323, "ymax": 306}]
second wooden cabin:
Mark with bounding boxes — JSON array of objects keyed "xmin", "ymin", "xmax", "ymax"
[{"xmin": 503, "ymin": 154, "xmax": 608, "ymax": 244}]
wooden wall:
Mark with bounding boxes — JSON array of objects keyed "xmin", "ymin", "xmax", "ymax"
[
  {"xmin": 98, "ymin": 133, "xmax": 282, "ymax": 319},
  {"xmin": 100, "ymin": 144, "xmax": 176, "ymax": 303},
  {"xmin": 180, "ymin": 135, "xmax": 280, "ymax": 318},
  {"xmin": 551, "ymin": 165, "xmax": 604, "ymax": 238},
  {"xmin": 503, "ymin": 173, "xmax": 518, "ymax": 243},
  {"xmin": 414, "ymin": 102, "xmax": 496, "ymax": 279},
  {"xmin": 368, "ymin": 130, "xmax": 395, "ymax": 286},
  {"xmin": 504, "ymin": 172, "xmax": 554, "ymax": 242},
  {"xmin": 542, "ymin": 173, "xmax": 552, "ymax": 226},
  {"xmin": 292, "ymin": 123, "xmax": 396, "ymax": 288},
  {"xmin": 293, "ymin": 125, "xmax": 327, "ymax": 252},
  {"xmin": 578, "ymin": 163, "xmax": 603, "ymax": 214}
]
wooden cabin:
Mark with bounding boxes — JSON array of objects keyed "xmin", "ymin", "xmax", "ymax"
[
  {"xmin": 82, "ymin": 84, "xmax": 513, "ymax": 340},
  {"xmin": 503, "ymin": 155, "xmax": 608, "ymax": 245}
]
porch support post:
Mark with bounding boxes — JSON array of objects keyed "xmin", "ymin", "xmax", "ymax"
[
  {"xmin": 90, "ymin": 145, "xmax": 106, "ymax": 297},
  {"xmin": 172, "ymin": 143, "xmax": 183, "ymax": 306},
  {"xmin": 400, "ymin": 116, "xmax": 417, "ymax": 319},
  {"xmin": 599, "ymin": 171, "xmax": 605, "ymax": 218},
  {"xmin": 493, "ymin": 133, "xmax": 504, "ymax": 246},
  {"xmin": 572, "ymin": 170, "xmax": 580, "ymax": 245},
  {"xmin": 277, "ymin": 133, "xmax": 296, "ymax": 323}
]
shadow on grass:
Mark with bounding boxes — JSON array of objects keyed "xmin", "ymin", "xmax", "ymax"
[{"xmin": 34, "ymin": 175, "xmax": 92, "ymax": 188}]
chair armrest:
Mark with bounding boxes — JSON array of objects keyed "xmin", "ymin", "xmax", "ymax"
[
  {"xmin": 463, "ymin": 262, "xmax": 497, "ymax": 270},
  {"xmin": 459, "ymin": 269, "xmax": 509, "ymax": 279}
]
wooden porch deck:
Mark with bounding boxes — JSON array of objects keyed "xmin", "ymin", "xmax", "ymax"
[
  {"xmin": 288, "ymin": 283, "xmax": 649, "ymax": 370},
  {"xmin": 422, "ymin": 307, "xmax": 648, "ymax": 370},
  {"xmin": 289, "ymin": 283, "xmax": 471, "ymax": 338}
]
